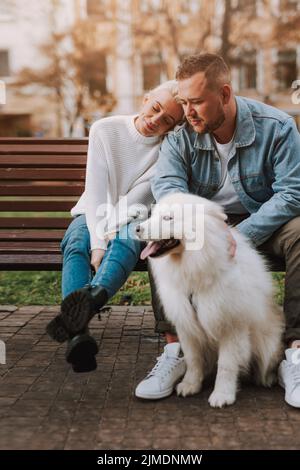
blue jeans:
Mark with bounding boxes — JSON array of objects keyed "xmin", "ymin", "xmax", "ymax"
[{"xmin": 61, "ymin": 215, "xmax": 143, "ymax": 300}]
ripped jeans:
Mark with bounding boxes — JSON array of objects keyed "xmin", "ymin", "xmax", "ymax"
[{"xmin": 61, "ymin": 215, "xmax": 143, "ymax": 300}]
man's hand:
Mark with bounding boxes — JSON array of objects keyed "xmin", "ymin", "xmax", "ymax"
[{"xmin": 91, "ymin": 248, "xmax": 106, "ymax": 273}]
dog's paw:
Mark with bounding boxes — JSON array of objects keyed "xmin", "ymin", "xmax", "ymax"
[
  {"xmin": 261, "ymin": 370, "xmax": 278, "ymax": 388},
  {"xmin": 208, "ymin": 390, "xmax": 236, "ymax": 408},
  {"xmin": 176, "ymin": 380, "xmax": 201, "ymax": 397}
]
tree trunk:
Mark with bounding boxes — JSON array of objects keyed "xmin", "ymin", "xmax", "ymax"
[{"xmin": 220, "ymin": 0, "xmax": 232, "ymax": 65}]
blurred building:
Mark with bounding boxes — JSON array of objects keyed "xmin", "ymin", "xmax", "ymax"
[{"xmin": 0, "ymin": 0, "xmax": 299, "ymax": 137}]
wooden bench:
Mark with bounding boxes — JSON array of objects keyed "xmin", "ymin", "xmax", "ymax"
[
  {"xmin": 0, "ymin": 137, "xmax": 285, "ymax": 272},
  {"xmin": 0, "ymin": 138, "xmax": 147, "ymax": 271}
]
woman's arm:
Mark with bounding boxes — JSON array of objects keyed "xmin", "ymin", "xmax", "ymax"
[{"xmin": 85, "ymin": 121, "xmax": 109, "ymax": 251}]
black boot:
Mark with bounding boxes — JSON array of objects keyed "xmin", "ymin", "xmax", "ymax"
[
  {"xmin": 61, "ymin": 285, "xmax": 108, "ymax": 336},
  {"xmin": 65, "ymin": 330, "xmax": 99, "ymax": 373},
  {"xmin": 46, "ymin": 285, "xmax": 108, "ymax": 343}
]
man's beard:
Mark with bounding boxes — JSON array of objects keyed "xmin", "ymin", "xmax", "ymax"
[{"xmin": 194, "ymin": 109, "xmax": 226, "ymax": 135}]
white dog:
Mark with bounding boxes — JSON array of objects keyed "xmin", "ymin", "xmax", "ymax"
[{"xmin": 135, "ymin": 193, "xmax": 284, "ymax": 408}]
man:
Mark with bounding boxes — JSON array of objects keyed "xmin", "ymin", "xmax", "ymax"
[{"xmin": 135, "ymin": 53, "xmax": 300, "ymax": 408}]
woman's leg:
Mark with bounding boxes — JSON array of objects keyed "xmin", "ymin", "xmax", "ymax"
[
  {"xmin": 61, "ymin": 215, "xmax": 92, "ymax": 299},
  {"xmin": 60, "ymin": 222, "xmax": 143, "ymax": 334},
  {"xmin": 46, "ymin": 215, "xmax": 92, "ymax": 343},
  {"xmin": 90, "ymin": 222, "xmax": 143, "ymax": 298}
]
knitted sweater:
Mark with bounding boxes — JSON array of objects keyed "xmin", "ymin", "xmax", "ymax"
[{"xmin": 71, "ymin": 115, "xmax": 161, "ymax": 250}]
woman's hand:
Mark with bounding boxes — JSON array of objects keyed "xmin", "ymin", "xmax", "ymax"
[{"xmin": 91, "ymin": 248, "xmax": 106, "ymax": 273}]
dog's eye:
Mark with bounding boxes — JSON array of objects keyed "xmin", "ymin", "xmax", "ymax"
[{"xmin": 163, "ymin": 215, "xmax": 173, "ymax": 221}]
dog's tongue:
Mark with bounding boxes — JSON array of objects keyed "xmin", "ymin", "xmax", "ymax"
[{"xmin": 140, "ymin": 241, "xmax": 159, "ymax": 260}]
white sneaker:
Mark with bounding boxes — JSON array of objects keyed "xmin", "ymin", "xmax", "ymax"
[
  {"xmin": 278, "ymin": 348, "xmax": 300, "ymax": 408},
  {"xmin": 135, "ymin": 342, "xmax": 186, "ymax": 400}
]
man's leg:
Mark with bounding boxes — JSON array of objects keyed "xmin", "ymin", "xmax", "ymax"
[
  {"xmin": 259, "ymin": 216, "xmax": 300, "ymax": 345},
  {"xmin": 135, "ymin": 263, "xmax": 186, "ymax": 399},
  {"xmin": 256, "ymin": 217, "xmax": 300, "ymax": 407}
]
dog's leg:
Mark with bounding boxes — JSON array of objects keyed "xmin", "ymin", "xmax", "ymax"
[
  {"xmin": 253, "ymin": 330, "xmax": 283, "ymax": 387},
  {"xmin": 176, "ymin": 328, "xmax": 204, "ymax": 397},
  {"xmin": 209, "ymin": 329, "xmax": 251, "ymax": 408}
]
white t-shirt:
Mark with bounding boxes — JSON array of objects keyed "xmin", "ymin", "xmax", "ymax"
[{"xmin": 210, "ymin": 136, "xmax": 247, "ymax": 214}]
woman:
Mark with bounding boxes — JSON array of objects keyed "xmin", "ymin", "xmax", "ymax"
[{"xmin": 46, "ymin": 80, "xmax": 184, "ymax": 372}]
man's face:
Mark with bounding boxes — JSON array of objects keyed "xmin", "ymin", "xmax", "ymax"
[
  {"xmin": 178, "ymin": 72, "xmax": 226, "ymax": 134},
  {"xmin": 135, "ymin": 89, "xmax": 184, "ymax": 137}
]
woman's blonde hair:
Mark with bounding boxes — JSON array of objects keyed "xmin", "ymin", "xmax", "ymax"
[{"xmin": 149, "ymin": 80, "xmax": 180, "ymax": 103}]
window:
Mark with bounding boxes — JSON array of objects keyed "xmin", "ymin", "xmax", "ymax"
[
  {"xmin": 142, "ymin": 55, "xmax": 162, "ymax": 91},
  {"xmin": 0, "ymin": 2, "xmax": 14, "ymax": 21},
  {"xmin": 233, "ymin": 0, "xmax": 257, "ymax": 15},
  {"xmin": 239, "ymin": 51, "xmax": 257, "ymax": 90},
  {"xmin": 280, "ymin": 0, "xmax": 299, "ymax": 11},
  {"xmin": 86, "ymin": 0, "xmax": 106, "ymax": 18},
  {"xmin": 0, "ymin": 50, "xmax": 10, "ymax": 76},
  {"xmin": 140, "ymin": 0, "xmax": 162, "ymax": 13},
  {"xmin": 276, "ymin": 50, "xmax": 297, "ymax": 91},
  {"xmin": 88, "ymin": 53, "xmax": 107, "ymax": 97}
]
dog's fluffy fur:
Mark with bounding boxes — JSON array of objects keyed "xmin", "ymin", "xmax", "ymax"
[{"xmin": 137, "ymin": 193, "xmax": 284, "ymax": 407}]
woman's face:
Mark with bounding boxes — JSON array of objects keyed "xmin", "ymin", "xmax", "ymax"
[{"xmin": 135, "ymin": 89, "xmax": 184, "ymax": 137}]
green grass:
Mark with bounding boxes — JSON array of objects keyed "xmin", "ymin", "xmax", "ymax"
[
  {"xmin": 0, "ymin": 270, "xmax": 285, "ymax": 307},
  {"xmin": 0, "ymin": 271, "xmax": 151, "ymax": 306}
]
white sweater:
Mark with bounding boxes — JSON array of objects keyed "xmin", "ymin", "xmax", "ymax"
[{"xmin": 71, "ymin": 115, "xmax": 161, "ymax": 250}]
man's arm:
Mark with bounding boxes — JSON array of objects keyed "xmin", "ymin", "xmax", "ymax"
[
  {"xmin": 151, "ymin": 132, "xmax": 190, "ymax": 202},
  {"xmin": 237, "ymin": 118, "xmax": 300, "ymax": 246}
]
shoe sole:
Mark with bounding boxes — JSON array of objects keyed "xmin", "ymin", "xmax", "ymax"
[
  {"xmin": 61, "ymin": 290, "xmax": 93, "ymax": 335},
  {"xmin": 46, "ymin": 315, "xmax": 69, "ymax": 343},
  {"xmin": 135, "ymin": 386, "xmax": 174, "ymax": 400},
  {"xmin": 135, "ymin": 373, "xmax": 186, "ymax": 400}
]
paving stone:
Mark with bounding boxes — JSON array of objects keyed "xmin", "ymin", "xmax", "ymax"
[{"xmin": 0, "ymin": 305, "xmax": 300, "ymax": 450}]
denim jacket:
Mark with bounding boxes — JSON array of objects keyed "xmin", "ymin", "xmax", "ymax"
[{"xmin": 151, "ymin": 96, "xmax": 300, "ymax": 246}]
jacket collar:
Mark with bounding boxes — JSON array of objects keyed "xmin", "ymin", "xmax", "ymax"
[{"xmin": 193, "ymin": 96, "xmax": 256, "ymax": 150}]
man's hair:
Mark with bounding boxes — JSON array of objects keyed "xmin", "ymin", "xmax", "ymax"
[{"xmin": 176, "ymin": 53, "xmax": 231, "ymax": 90}]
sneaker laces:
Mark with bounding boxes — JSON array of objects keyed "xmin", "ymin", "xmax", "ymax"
[{"xmin": 146, "ymin": 351, "xmax": 182, "ymax": 379}]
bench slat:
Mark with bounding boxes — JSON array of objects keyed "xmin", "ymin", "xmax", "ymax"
[
  {"xmin": 0, "ymin": 168, "xmax": 85, "ymax": 180},
  {"xmin": 0, "ymin": 218, "xmax": 71, "ymax": 229},
  {"xmin": 0, "ymin": 155, "xmax": 86, "ymax": 167},
  {"xmin": 0, "ymin": 254, "xmax": 147, "ymax": 271},
  {"xmin": 0, "ymin": 183, "xmax": 84, "ymax": 196},
  {"xmin": 0, "ymin": 230, "xmax": 65, "ymax": 241},
  {"xmin": 0, "ymin": 144, "xmax": 88, "ymax": 154},
  {"xmin": 0, "ymin": 138, "xmax": 88, "ymax": 144},
  {"xmin": 0, "ymin": 201, "xmax": 76, "ymax": 212},
  {"xmin": 0, "ymin": 253, "xmax": 63, "ymax": 270},
  {"xmin": 0, "ymin": 241, "xmax": 60, "ymax": 250}
]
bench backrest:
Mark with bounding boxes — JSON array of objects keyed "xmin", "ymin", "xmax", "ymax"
[{"xmin": 0, "ymin": 138, "xmax": 87, "ymax": 270}]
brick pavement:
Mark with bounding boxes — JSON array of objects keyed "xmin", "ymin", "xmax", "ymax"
[{"xmin": 0, "ymin": 305, "xmax": 299, "ymax": 450}]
